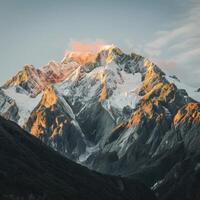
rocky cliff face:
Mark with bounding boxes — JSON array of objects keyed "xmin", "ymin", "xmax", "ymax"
[
  {"xmin": 1, "ymin": 45, "xmax": 200, "ymax": 199},
  {"xmin": 3, "ymin": 61, "xmax": 79, "ymax": 97},
  {"xmin": 0, "ymin": 89, "xmax": 19, "ymax": 121},
  {"xmin": 3, "ymin": 65, "xmax": 47, "ymax": 97},
  {"xmin": 25, "ymin": 85, "xmax": 86, "ymax": 160}
]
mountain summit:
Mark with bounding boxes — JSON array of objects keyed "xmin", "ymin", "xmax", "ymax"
[{"xmin": 1, "ymin": 45, "xmax": 200, "ymax": 200}]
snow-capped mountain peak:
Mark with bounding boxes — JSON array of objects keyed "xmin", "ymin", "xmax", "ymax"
[{"xmin": 1, "ymin": 45, "xmax": 200, "ymax": 186}]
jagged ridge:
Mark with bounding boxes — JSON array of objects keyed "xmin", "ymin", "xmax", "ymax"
[{"xmin": 1, "ymin": 45, "xmax": 200, "ymax": 200}]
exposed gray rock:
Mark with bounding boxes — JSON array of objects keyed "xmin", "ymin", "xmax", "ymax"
[{"xmin": 0, "ymin": 89, "xmax": 19, "ymax": 122}]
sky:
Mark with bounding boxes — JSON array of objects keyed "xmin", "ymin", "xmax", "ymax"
[{"xmin": 0, "ymin": 0, "xmax": 199, "ymax": 87}]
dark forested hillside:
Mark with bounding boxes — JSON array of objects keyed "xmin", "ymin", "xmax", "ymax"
[{"xmin": 0, "ymin": 116, "xmax": 156, "ymax": 200}]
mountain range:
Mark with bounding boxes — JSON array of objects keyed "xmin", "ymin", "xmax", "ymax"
[{"xmin": 0, "ymin": 45, "xmax": 200, "ymax": 199}]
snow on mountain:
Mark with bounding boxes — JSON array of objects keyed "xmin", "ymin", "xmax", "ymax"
[
  {"xmin": 3, "ymin": 65, "xmax": 47, "ymax": 96},
  {"xmin": 166, "ymin": 75, "xmax": 200, "ymax": 102},
  {"xmin": 0, "ymin": 89, "xmax": 19, "ymax": 121},
  {"xmin": 3, "ymin": 87, "xmax": 42, "ymax": 125},
  {"xmin": 101, "ymin": 62, "xmax": 142, "ymax": 111},
  {"xmin": 41, "ymin": 60, "xmax": 80, "ymax": 83}
]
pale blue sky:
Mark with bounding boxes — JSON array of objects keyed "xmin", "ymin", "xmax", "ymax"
[{"xmin": 0, "ymin": 0, "xmax": 199, "ymax": 87}]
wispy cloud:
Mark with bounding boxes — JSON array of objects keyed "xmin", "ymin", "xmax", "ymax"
[
  {"xmin": 174, "ymin": 48, "xmax": 200, "ymax": 64},
  {"xmin": 144, "ymin": 24, "xmax": 196, "ymax": 56},
  {"xmin": 67, "ymin": 39, "xmax": 107, "ymax": 54},
  {"xmin": 142, "ymin": 0, "xmax": 200, "ymax": 87}
]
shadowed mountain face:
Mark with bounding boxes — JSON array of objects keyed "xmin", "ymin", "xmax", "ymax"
[
  {"xmin": 1, "ymin": 45, "xmax": 200, "ymax": 199},
  {"xmin": 0, "ymin": 116, "xmax": 156, "ymax": 200},
  {"xmin": 154, "ymin": 152, "xmax": 200, "ymax": 200}
]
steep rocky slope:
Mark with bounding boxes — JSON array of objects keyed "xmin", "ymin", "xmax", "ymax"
[
  {"xmin": 0, "ymin": 116, "xmax": 156, "ymax": 200},
  {"xmin": 25, "ymin": 85, "xmax": 86, "ymax": 159},
  {"xmin": 0, "ymin": 89, "xmax": 19, "ymax": 121},
  {"xmin": 3, "ymin": 61, "xmax": 79, "ymax": 97}
]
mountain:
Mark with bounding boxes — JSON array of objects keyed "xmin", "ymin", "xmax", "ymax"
[
  {"xmin": 1, "ymin": 44, "xmax": 200, "ymax": 199},
  {"xmin": 0, "ymin": 89, "xmax": 19, "ymax": 121},
  {"xmin": 0, "ymin": 116, "xmax": 156, "ymax": 200},
  {"xmin": 25, "ymin": 85, "xmax": 86, "ymax": 160}
]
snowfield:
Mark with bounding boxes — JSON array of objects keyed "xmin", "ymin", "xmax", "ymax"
[{"xmin": 3, "ymin": 87, "xmax": 42, "ymax": 125}]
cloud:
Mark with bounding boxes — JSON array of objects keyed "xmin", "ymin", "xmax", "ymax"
[
  {"xmin": 63, "ymin": 39, "xmax": 109, "ymax": 65},
  {"xmin": 144, "ymin": 23, "xmax": 197, "ymax": 56},
  {"xmin": 142, "ymin": 0, "xmax": 200, "ymax": 87},
  {"xmin": 174, "ymin": 48, "xmax": 200, "ymax": 64},
  {"xmin": 67, "ymin": 40, "xmax": 107, "ymax": 54},
  {"xmin": 123, "ymin": 39, "xmax": 143, "ymax": 54},
  {"xmin": 169, "ymin": 37, "xmax": 200, "ymax": 51}
]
